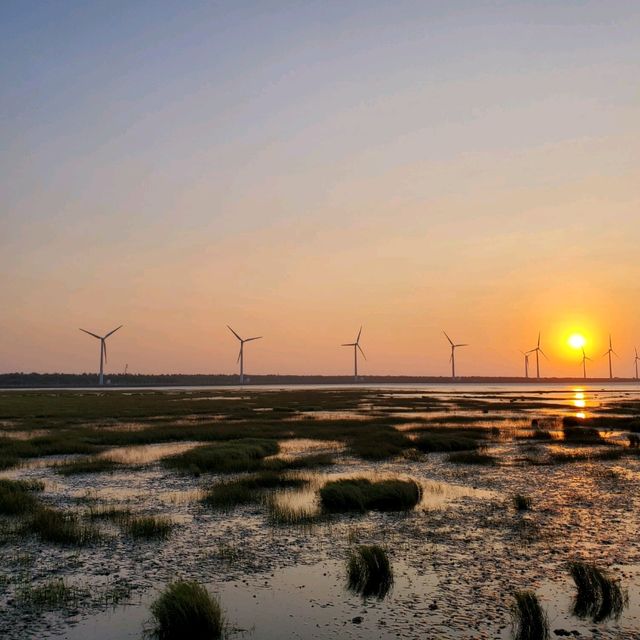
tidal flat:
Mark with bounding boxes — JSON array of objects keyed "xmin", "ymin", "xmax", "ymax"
[{"xmin": 1, "ymin": 385, "xmax": 640, "ymax": 639}]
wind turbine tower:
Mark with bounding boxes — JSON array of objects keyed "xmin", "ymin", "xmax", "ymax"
[
  {"xmin": 79, "ymin": 325, "xmax": 123, "ymax": 386},
  {"xmin": 527, "ymin": 332, "xmax": 547, "ymax": 379},
  {"xmin": 227, "ymin": 326, "xmax": 262, "ymax": 385},
  {"xmin": 520, "ymin": 351, "xmax": 530, "ymax": 378},
  {"xmin": 342, "ymin": 326, "xmax": 366, "ymax": 382},
  {"xmin": 635, "ymin": 348, "xmax": 640, "ymax": 380},
  {"xmin": 603, "ymin": 334, "xmax": 617, "ymax": 379},
  {"xmin": 443, "ymin": 331, "xmax": 468, "ymax": 379},
  {"xmin": 581, "ymin": 347, "xmax": 592, "ymax": 380}
]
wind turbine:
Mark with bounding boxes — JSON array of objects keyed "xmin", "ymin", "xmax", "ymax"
[
  {"xmin": 634, "ymin": 347, "xmax": 640, "ymax": 380},
  {"xmin": 443, "ymin": 331, "xmax": 468, "ymax": 379},
  {"xmin": 342, "ymin": 326, "xmax": 366, "ymax": 382},
  {"xmin": 580, "ymin": 347, "xmax": 592, "ymax": 380},
  {"xmin": 602, "ymin": 334, "xmax": 617, "ymax": 379},
  {"xmin": 79, "ymin": 325, "xmax": 123, "ymax": 386},
  {"xmin": 227, "ymin": 326, "xmax": 262, "ymax": 385},
  {"xmin": 520, "ymin": 351, "xmax": 530, "ymax": 378},
  {"xmin": 527, "ymin": 332, "xmax": 547, "ymax": 379}
]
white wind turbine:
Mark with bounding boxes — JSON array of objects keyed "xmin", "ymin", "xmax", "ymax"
[
  {"xmin": 342, "ymin": 326, "xmax": 366, "ymax": 382},
  {"xmin": 227, "ymin": 326, "xmax": 262, "ymax": 385},
  {"xmin": 79, "ymin": 325, "xmax": 123, "ymax": 386},
  {"xmin": 527, "ymin": 332, "xmax": 547, "ymax": 379},
  {"xmin": 581, "ymin": 347, "xmax": 592, "ymax": 380},
  {"xmin": 602, "ymin": 334, "xmax": 617, "ymax": 379},
  {"xmin": 443, "ymin": 331, "xmax": 468, "ymax": 379},
  {"xmin": 520, "ymin": 351, "xmax": 530, "ymax": 378}
]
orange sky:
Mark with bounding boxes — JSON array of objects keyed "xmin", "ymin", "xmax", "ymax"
[{"xmin": 1, "ymin": 3, "xmax": 639, "ymax": 377}]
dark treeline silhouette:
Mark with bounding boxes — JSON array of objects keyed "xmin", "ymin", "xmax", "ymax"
[{"xmin": 0, "ymin": 373, "xmax": 637, "ymax": 388}]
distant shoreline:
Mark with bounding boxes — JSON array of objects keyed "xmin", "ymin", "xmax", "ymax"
[{"xmin": 1, "ymin": 373, "xmax": 639, "ymax": 389}]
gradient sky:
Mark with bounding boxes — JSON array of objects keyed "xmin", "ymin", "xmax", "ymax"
[{"xmin": 2, "ymin": 1, "xmax": 639, "ymax": 377}]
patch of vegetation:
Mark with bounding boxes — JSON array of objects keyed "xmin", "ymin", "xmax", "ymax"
[
  {"xmin": 549, "ymin": 449, "xmax": 623, "ymax": 464},
  {"xmin": 511, "ymin": 590, "xmax": 549, "ymax": 640},
  {"xmin": 513, "ymin": 494, "xmax": 532, "ymax": 511},
  {"xmin": 17, "ymin": 577, "xmax": 84, "ymax": 610},
  {"xmin": 447, "ymin": 451, "xmax": 496, "ymax": 465},
  {"xmin": 124, "ymin": 515, "xmax": 172, "ymax": 540},
  {"xmin": 87, "ymin": 506, "xmax": 133, "ymax": 522},
  {"xmin": 266, "ymin": 495, "xmax": 322, "ymax": 526},
  {"xmin": 319, "ymin": 478, "xmax": 421, "ymax": 513},
  {"xmin": 261, "ymin": 453, "xmax": 335, "ymax": 471},
  {"xmin": 28, "ymin": 507, "xmax": 100, "ymax": 545},
  {"xmin": 162, "ymin": 439, "xmax": 279, "ymax": 475},
  {"xmin": 202, "ymin": 472, "xmax": 308, "ymax": 510},
  {"xmin": 562, "ymin": 424, "xmax": 604, "ymax": 444},
  {"xmin": 348, "ymin": 428, "xmax": 411, "ymax": 461},
  {"xmin": 0, "ymin": 479, "xmax": 44, "ymax": 516},
  {"xmin": 569, "ymin": 561, "xmax": 627, "ymax": 622},
  {"xmin": 55, "ymin": 456, "xmax": 123, "ymax": 476},
  {"xmin": 150, "ymin": 580, "xmax": 225, "ymax": 639},
  {"xmin": 347, "ymin": 545, "xmax": 393, "ymax": 599},
  {"xmin": 413, "ymin": 429, "xmax": 485, "ymax": 453}
]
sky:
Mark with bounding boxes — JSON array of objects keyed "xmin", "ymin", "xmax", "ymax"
[{"xmin": 1, "ymin": 1, "xmax": 639, "ymax": 377}]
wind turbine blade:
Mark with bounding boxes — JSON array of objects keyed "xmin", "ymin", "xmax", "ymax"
[
  {"xmin": 537, "ymin": 332, "xmax": 541, "ymax": 348},
  {"xmin": 539, "ymin": 349, "xmax": 549, "ymax": 361},
  {"xmin": 356, "ymin": 326, "xmax": 362, "ymax": 343},
  {"xmin": 357, "ymin": 344, "xmax": 366, "ymax": 360},
  {"xmin": 227, "ymin": 325, "xmax": 242, "ymax": 341},
  {"xmin": 244, "ymin": 336, "xmax": 262, "ymax": 342},
  {"xmin": 79, "ymin": 328, "xmax": 101, "ymax": 340},
  {"xmin": 104, "ymin": 325, "xmax": 123, "ymax": 339},
  {"xmin": 237, "ymin": 348, "xmax": 242, "ymax": 364},
  {"xmin": 102, "ymin": 341, "xmax": 108, "ymax": 364},
  {"xmin": 612, "ymin": 350, "xmax": 619, "ymax": 358},
  {"xmin": 442, "ymin": 331, "xmax": 454, "ymax": 346},
  {"xmin": 342, "ymin": 343, "xmax": 356, "ymax": 347},
  {"xmin": 455, "ymin": 343, "xmax": 469, "ymax": 348}
]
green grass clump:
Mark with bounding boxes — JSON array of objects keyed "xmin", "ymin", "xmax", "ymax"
[
  {"xmin": 261, "ymin": 453, "xmax": 335, "ymax": 471},
  {"xmin": 413, "ymin": 430, "xmax": 483, "ymax": 453},
  {"xmin": 0, "ymin": 479, "xmax": 44, "ymax": 515},
  {"xmin": 150, "ymin": 580, "xmax": 224, "ymax": 639},
  {"xmin": 511, "ymin": 590, "xmax": 549, "ymax": 640},
  {"xmin": 319, "ymin": 478, "xmax": 421, "ymax": 513},
  {"xmin": 513, "ymin": 494, "xmax": 532, "ymax": 511},
  {"xmin": 447, "ymin": 451, "xmax": 496, "ymax": 465},
  {"xmin": 348, "ymin": 428, "xmax": 411, "ymax": 460},
  {"xmin": 347, "ymin": 545, "xmax": 393, "ymax": 599},
  {"xmin": 162, "ymin": 439, "xmax": 279, "ymax": 475},
  {"xmin": 17, "ymin": 577, "xmax": 83, "ymax": 610},
  {"xmin": 28, "ymin": 507, "xmax": 100, "ymax": 545},
  {"xmin": 124, "ymin": 515, "xmax": 172, "ymax": 540},
  {"xmin": 569, "ymin": 561, "xmax": 626, "ymax": 622},
  {"xmin": 55, "ymin": 457, "xmax": 122, "ymax": 476},
  {"xmin": 202, "ymin": 472, "xmax": 308, "ymax": 510}
]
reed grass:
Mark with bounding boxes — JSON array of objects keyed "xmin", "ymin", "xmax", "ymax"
[
  {"xmin": 511, "ymin": 590, "xmax": 549, "ymax": 640},
  {"xmin": 320, "ymin": 478, "xmax": 421, "ymax": 513},
  {"xmin": 347, "ymin": 545, "xmax": 393, "ymax": 599},
  {"xmin": 569, "ymin": 561, "xmax": 626, "ymax": 622}
]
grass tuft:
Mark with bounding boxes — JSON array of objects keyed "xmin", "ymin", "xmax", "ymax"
[
  {"xmin": 0, "ymin": 479, "xmax": 44, "ymax": 516},
  {"xmin": 347, "ymin": 545, "xmax": 393, "ymax": 599},
  {"xmin": 511, "ymin": 590, "xmax": 549, "ymax": 640},
  {"xmin": 28, "ymin": 507, "xmax": 100, "ymax": 545},
  {"xmin": 569, "ymin": 561, "xmax": 627, "ymax": 622},
  {"xmin": 513, "ymin": 494, "xmax": 532, "ymax": 511},
  {"xmin": 55, "ymin": 456, "xmax": 123, "ymax": 476},
  {"xmin": 124, "ymin": 515, "xmax": 172, "ymax": 540},
  {"xmin": 319, "ymin": 478, "xmax": 421, "ymax": 513},
  {"xmin": 150, "ymin": 580, "xmax": 224, "ymax": 639}
]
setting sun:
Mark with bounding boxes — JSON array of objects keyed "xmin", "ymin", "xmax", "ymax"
[{"xmin": 568, "ymin": 333, "xmax": 587, "ymax": 349}]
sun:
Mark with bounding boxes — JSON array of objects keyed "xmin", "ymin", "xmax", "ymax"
[{"xmin": 568, "ymin": 333, "xmax": 586, "ymax": 349}]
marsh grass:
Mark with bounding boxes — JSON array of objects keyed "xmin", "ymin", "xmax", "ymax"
[
  {"xmin": 511, "ymin": 590, "xmax": 549, "ymax": 640},
  {"xmin": 266, "ymin": 494, "xmax": 323, "ymax": 526},
  {"xmin": 347, "ymin": 545, "xmax": 393, "ymax": 599},
  {"xmin": 413, "ymin": 428, "xmax": 486, "ymax": 453},
  {"xmin": 447, "ymin": 450, "xmax": 496, "ymax": 465},
  {"xmin": 0, "ymin": 479, "xmax": 44, "ymax": 516},
  {"xmin": 17, "ymin": 577, "xmax": 84, "ymax": 610},
  {"xmin": 150, "ymin": 580, "xmax": 224, "ymax": 639},
  {"xmin": 513, "ymin": 494, "xmax": 532, "ymax": 511},
  {"xmin": 320, "ymin": 478, "xmax": 421, "ymax": 513},
  {"xmin": 55, "ymin": 456, "xmax": 123, "ymax": 476},
  {"xmin": 562, "ymin": 425, "xmax": 605, "ymax": 445},
  {"xmin": 202, "ymin": 472, "xmax": 308, "ymax": 510},
  {"xmin": 569, "ymin": 561, "xmax": 627, "ymax": 622},
  {"xmin": 162, "ymin": 439, "xmax": 279, "ymax": 475},
  {"xmin": 28, "ymin": 507, "xmax": 100, "ymax": 545},
  {"xmin": 261, "ymin": 453, "xmax": 335, "ymax": 471},
  {"xmin": 348, "ymin": 429, "xmax": 411, "ymax": 460},
  {"xmin": 549, "ymin": 449, "xmax": 624, "ymax": 464},
  {"xmin": 87, "ymin": 506, "xmax": 133, "ymax": 522},
  {"xmin": 124, "ymin": 515, "xmax": 172, "ymax": 540}
]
